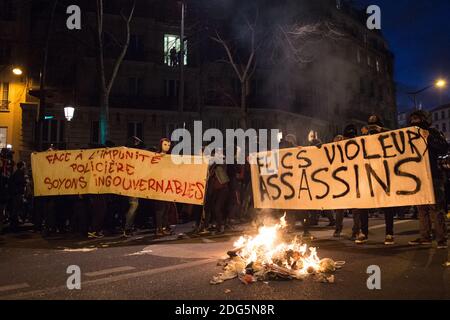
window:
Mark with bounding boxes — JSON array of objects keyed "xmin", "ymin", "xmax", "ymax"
[
  {"xmin": 0, "ymin": 127, "xmax": 7, "ymax": 149},
  {"xmin": 127, "ymin": 122, "xmax": 143, "ymax": 140},
  {"xmin": 129, "ymin": 34, "xmax": 143, "ymax": 55},
  {"xmin": 1, "ymin": 82, "xmax": 9, "ymax": 111},
  {"xmin": 443, "ymin": 123, "xmax": 447, "ymax": 133},
  {"xmin": 448, "ymin": 110, "xmax": 450, "ymax": 118},
  {"xmin": 0, "ymin": 0, "xmax": 15, "ymax": 21},
  {"xmin": 376, "ymin": 60, "xmax": 380, "ymax": 72},
  {"xmin": 91, "ymin": 121, "xmax": 100, "ymax": 144},
  {"xmin": 434, "ymin": 113, "xmax": 438, "ymax": 121},
  {"xmin": 367, "ymin": 55, "xmax": 372, "ymax": 67},
  {"xmin": 129, "ymin": 77, "xmax": 144, "ymax": 96},
  {"xmin": 436, "ymin": 124, "xmax": 440, "ymax": 130},
  {"xmin": 164, "ymin": 80, "xmax": 179, "ymax": 97},
  {"xmin": 42, "ymin": 120, "xmax": 65, "ymax": 148},
  {"xmin": 442, "ymin": 111, "xmax": 446, "ymax": 120},
  {"xmin": 164, "ymin": 34, "xmax": 187, "ymax": 66},
  {"xmin": 357, "ymin": 49, "xmax": 361, "ymax": 64}
]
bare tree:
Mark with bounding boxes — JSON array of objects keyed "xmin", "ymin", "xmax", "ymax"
[
  {"xmin": 272, "ymin": 21, "xmax": 345, "ymax": 65},
  {"xmin": 211, "ymin": 15, "xmax": 260, "ymax": 129},
  {"xmin": 95, "ymin": 0, "xmax": 136, "ymax": 144}
]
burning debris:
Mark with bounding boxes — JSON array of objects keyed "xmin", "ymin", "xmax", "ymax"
[{"xmin": 211, "ymin": 214, "xmax": 344, "ymax": 285}]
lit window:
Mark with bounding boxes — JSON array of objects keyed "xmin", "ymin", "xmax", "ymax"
[
  {"xmin": 164, "ymin": 34, "xmax": 187, "ymax": 66},
  {"xmin": 1, "ymin": 82, "xmax": 9, "ymax": 111},
  {"xmin": 376, "ymin": 60, "xmax": 380, "ymax": 72},
  {"xmin": 0, "ymin": 127, "xmax": 7, "ymax": 149}
]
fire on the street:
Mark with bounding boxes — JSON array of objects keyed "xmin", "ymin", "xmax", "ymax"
[{"xmin": 211, "ymin": 214, "xmax": 344, "ymax": 285}]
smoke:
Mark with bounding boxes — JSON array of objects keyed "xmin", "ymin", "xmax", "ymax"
[{"xmin": 202, "ymin": 0, "xmax": 396, "ymax": 142}]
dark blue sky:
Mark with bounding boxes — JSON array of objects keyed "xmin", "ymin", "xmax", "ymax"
[{"xmin": 357, "ymin": 0, "xmax": 450, "ymax": 112}]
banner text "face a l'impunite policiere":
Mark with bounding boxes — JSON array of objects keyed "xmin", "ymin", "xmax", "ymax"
[
  {"xmin": 31, "ymin": 148, "xmax": 208, "ymax": 205},
  {"xmin": 250, "ymin": 127, "xmax": 436, "ymax": 210}
]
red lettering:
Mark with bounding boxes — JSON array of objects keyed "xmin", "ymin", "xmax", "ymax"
[{"xmin": 173, "ymin": 180, "xmax": 183, "ymax": 194}]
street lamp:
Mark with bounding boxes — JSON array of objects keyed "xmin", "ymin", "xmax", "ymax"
[
  {"xmin": 12, "ymin": 67, "xmax": 23, "ymax": 76},
  {"xmin": 64, "ymin": 105, "xmax": 75, "ymax": 122},
  {"xmin": 64, "ymin": 105, "xmax": 75, "ymax": 149},
  {"xmin": 436, "ymin": 79, "xmax": 447, "ymax": 88},
  {"xmin": 408, "ymin": 78, "xmax": 448, "ymax": 109}
]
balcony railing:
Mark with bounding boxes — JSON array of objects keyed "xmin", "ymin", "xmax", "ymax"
[{"xmin": 0, "ymin": 100, "xmax": 9, "ymax": 112}]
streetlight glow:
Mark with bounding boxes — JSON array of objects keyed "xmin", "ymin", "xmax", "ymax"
[
  {"xmin": 64, "ymin": 106, "xmax": 75, "ymax": 122},
  {"xmin": 435, "ymin": 79, "xmax": 447, "ymax": 88},
  {"xmin": 12, "ymin": 68, "xmax": 23, "ymax": 76}
]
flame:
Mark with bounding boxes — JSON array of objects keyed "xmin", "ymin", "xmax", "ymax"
[{"xmin": 233, "ymin": 212, "xmax": 321, "ymax": 276}]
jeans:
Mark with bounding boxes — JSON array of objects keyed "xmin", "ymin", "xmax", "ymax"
[
  {"xmin": 205, "ymin": 187, "xmax": 229, "ymax": 228},
  {"xmin": 335, "ymin": 210, "xmax": 345, "ymax": 233},
  {"xmin": 125, "ymin": 197, "xmax": 139, "ymax": 231},
  {"xmin": 383, "ymin": 207, "xmax": 395, "ymax": 236},
  {"xmin": 90, "ymin": 195, "xmax": 107, "ymax": 233},
  {"xmin": 418, "ymin": 205, "xmax": 447, "ymax": 242},
  {"xmin": 155, "ymin": 201, "xmax": 169, "ymax": 230},
  {"xmin": 353, "ymin": 209, "xmax": 369, "ymax": 237}
]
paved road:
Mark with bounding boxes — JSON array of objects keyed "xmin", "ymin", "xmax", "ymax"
[{"xmin": 0, "ymin": 218, "xmax": 449, "ymax": 300}]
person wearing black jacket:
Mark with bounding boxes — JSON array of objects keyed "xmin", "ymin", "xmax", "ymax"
[
  {"xmin": 123, "ymin": 137, "xmax": 146, "ymax": 237},
  {"xmin": 9, "ymin": 161, "xmax": 27, "ymax": 232},
  {"xmin": 354, "ymin": 115, "xmax": 397, "ymax": 245},
  {"xmin": 408, "ymin": 110, "xmax": 449, "ymax": 249}
]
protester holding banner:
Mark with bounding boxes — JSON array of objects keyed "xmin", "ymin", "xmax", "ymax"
[
  {"xmin": 279, "ymin": 134, "xmax": 302, "ymax": 234},
  {"xmin": 154, "ymin": 138, "xmax": 175, "ymax": 237},
  {"xmin": 124, "ymin": 136, "xmax": 146, "ymax": 237},
  {"xmin": 408, "ymin": 110, "xmax": 449, "ymax": 249},
  {"xmin": 331, "ymin": 133, "xmax": 346, "ymax": 238},
  {"xmin": 354, "ymin": 115, "xmax": 396, "ymax": 245}
]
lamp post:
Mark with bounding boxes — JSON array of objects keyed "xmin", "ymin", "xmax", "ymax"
[
  {"xmin": 64, "ymin": 105, "xmax": 75, "ymax": 149},
  {"xmin": 408, "ymin": 78, "xmax": 447, "ymax": 109}
]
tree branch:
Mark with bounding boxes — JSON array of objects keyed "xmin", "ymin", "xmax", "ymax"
[{"xmin": 105, "ymin": 0, "xmax": 136, "ymax": 94}]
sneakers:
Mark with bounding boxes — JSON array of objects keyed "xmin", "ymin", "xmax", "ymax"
[
  {"xmin": 350, "ymin": 233, "xmax": 358, "ymax": 241},
  {"xmin": 408, "ymin": 238, "xmax": 432, "ymax": 246},
  {"xmin": 437, "ymin": 241, "xmax": 448, "ymax": 249},
  {"xmin": 384, "ymin": 235, "xmax": 395, "ymax": 245},
  {"xmin": 123, "ymin": 230, "xmax": 133, "ymax": 238},
  {"xmin": 355, "ymin": 234, "xmax": 368, "ymax": 244},
  {"xmin": 88, "ymin": 232, "xmax": 104, "ymax": 239},
  {"xmin": 333, "ymin": 230, "xmax": 341, "ymax": 238}
]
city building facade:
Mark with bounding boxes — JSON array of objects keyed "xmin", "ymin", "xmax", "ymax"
[{"xmin": 0, "ymin": 0, "xmax": 397, "ymax": 162}]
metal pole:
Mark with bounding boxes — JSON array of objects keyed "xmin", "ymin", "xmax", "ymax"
[
  {"xmin": 36, "ymin": 0, "xmax": 59, "ymax": 151},
  {"xmin": 66, "ymin": 120, "xmax": 71, "ymax": 149},
  {"xmin": 178, "ymin": 0, "xmax": 185, "ymax": 112}
]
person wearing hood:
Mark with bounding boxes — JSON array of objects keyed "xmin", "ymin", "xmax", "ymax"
[
  {"xmin": 408, "ymin": 110, "xmax": 448, "ymax": 249},
  {"xmin": 153, "ymin": 138, "xmax": 176, "ymax": 236}
]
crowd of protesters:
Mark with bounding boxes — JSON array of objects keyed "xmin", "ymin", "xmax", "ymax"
[{"xmin": 0, "ymin": 110, "xmax": 448, "ymax": 249}]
